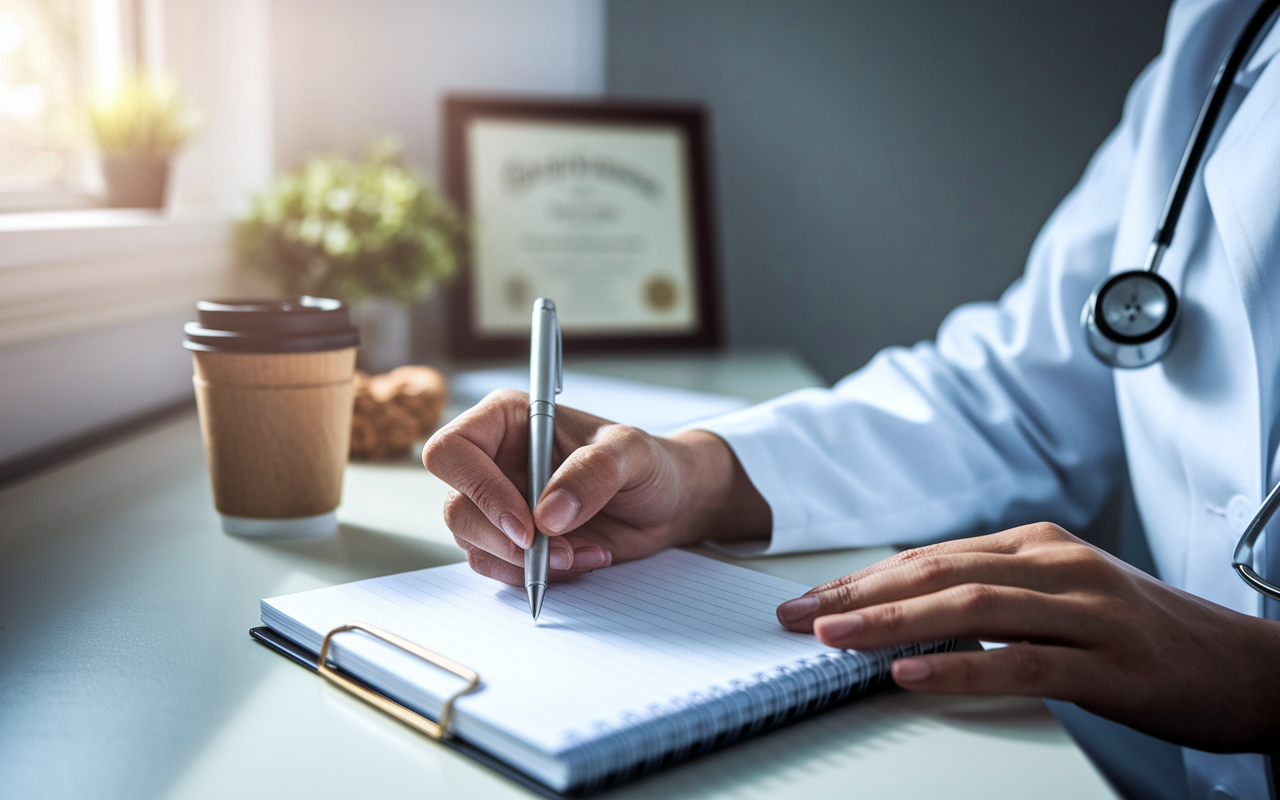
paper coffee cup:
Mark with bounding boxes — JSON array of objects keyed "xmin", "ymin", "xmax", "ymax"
[{"xmin": 184, "ymin": 298, "xmax": 359, "ymax": 537}]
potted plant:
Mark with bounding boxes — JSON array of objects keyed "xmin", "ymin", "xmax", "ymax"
[
  {"xmin": 87, "ymin": 73, "xmax": 198, "ymax": 209},
  {"xmin": 236, "ymin": 141, "xmax": 464, "ymax": 371}
]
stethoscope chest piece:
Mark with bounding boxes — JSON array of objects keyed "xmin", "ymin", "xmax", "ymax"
[
  {"xmin": 1082, "ymin": 270, "xmax": 1179, "ymax": 369},
  {"xmin": 1078, "ymin": 0, "xmax": 1280, "ymax": 372}
]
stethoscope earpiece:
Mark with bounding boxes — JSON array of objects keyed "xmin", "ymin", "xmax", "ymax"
[{"xmin": 1081, "ymin": 270, "xmax": 1179, "ymax": 369}]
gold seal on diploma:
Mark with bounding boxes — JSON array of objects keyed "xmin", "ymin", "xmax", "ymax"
[{"xmin": 644, "ymin": 275, "xmax": 678, "ymax": 312}]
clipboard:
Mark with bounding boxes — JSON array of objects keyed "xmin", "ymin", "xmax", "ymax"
[
  {"xmin": 251, "ymin": 623, "xmax": 903, "ymax": 797},
  {"xmin": 249, "ymin": 551, "xmax": 945, "ymax": 796}
]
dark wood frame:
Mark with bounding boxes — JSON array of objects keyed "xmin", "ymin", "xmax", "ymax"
[{"xmin": 442, "ymin": 95, "xmax": 722, "ymax": 359}]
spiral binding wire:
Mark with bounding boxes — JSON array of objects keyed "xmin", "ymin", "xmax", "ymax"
[{"xmin": 560, "ymin": 640, "xmax": 953, "ymax": 793}]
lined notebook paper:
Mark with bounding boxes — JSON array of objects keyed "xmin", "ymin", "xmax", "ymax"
[
  {"xmin": 261, "ymin": 550, "xmax": 946, "ymax": 794},
  {"xmin": 449, "ymin": 369, "xmax": 749, "ymax": 435}
]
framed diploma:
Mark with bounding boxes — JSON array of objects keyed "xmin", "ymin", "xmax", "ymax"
[{"xmin": 443, "ymin": 96, "xmax": 721, "ymax": 357}]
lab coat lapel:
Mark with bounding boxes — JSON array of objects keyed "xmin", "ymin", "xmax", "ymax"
[
  {"xmin": 1171, "ymin": 26, "xmax": 1280, "ymax": 796},
  {"xmin": 1203, "ymin": 56, "xmax": 1280, "ymax": 480}
]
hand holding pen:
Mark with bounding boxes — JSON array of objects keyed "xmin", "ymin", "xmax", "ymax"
[{"xmin": 422, "ymin": 305, "xmax": 771, "ymax": 594}]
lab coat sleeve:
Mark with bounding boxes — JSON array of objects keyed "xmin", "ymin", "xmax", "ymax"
[{"xmin": 697, "ymin": 61, "xmax": 1161, "ymax": 556}]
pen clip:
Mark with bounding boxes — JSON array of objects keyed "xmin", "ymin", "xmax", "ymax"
[{"xmin": 554, "ymin": 315, "xmax": 563, "ymax": 394}]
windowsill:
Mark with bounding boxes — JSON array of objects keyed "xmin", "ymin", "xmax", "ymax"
[
  {"xmin": 0, "ymin": 188, "xmax": 99, "ymax": 215},
  {"xmin": 0, "ymin": 207, "xmax": 223, "ymax": 233},
  {"xmin": 0, "ymin": 208, "xmax": 238, "ymax": 348}
]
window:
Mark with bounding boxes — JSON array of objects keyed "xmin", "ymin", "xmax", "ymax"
[{"xmin": 0, "ymin": 0, "xmax": 136, "ymax": 211}]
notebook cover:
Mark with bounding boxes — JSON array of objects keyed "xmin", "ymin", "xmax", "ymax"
[{"xmin": 250, "ymin": 625, "xmax": 908, "ymax": 797}]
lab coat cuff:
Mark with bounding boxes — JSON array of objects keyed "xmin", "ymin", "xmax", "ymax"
[{"xmin": 687, "ymin": 413, "xmax": 812, "ymax": 556}]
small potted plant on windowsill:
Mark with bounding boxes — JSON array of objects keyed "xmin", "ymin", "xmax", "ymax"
[
  {"xmin": 236, "ymin": 140, "xmax": 464, "ymax": 371},
  {"xmin": 87, "ymin": 73, "xmax": 199, "ymax": 209}
]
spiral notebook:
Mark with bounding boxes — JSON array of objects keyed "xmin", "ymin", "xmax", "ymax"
[{"xmin": 256, "ymin": 549, "xmax": 949, "ymax": 796}]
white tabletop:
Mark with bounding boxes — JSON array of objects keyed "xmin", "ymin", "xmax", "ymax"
[{"xmin": 0, "ymin": 349, "xmax": 1115, "ymax": 800}]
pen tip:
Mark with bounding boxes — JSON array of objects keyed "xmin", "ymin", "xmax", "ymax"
[{"xmin": 527, "ymin": 583, "xmax": 546, "ymax": 620}]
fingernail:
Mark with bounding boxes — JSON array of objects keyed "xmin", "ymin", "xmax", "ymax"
[
  {"xmin": 549, "ymin": 541, "xmax": 573, "ymax": 571},
  {"xmin": 499, "ymin": 514, "xmax": 527, "ymax": 547},
  {"xmin": 776, "ymin": 595, "xmax": 820, "ymax": 623},
  {"xmin": 818, "ymin": 613, "xmax": 864, "ymax": 641},
  {"xmin": 893, "ymin": 658, "xmax": 934, "ymax": 683},
  {"xmin": 538, "ymin": 489, "xmax": 581, "ymax": 533},
  {"xmin": 572, "ymin": 547, "xmax": 608, "ymax": 570}
]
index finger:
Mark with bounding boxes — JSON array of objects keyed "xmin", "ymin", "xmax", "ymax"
[
  {"xmin": 422, "ymin": 389, "xmax": 534, "ymax": 547},
  {"xmin": 813, "ymin": 531, "xmax": 1027, "ymax": 595},
  {"xmin": 775, "ymin": 526, "xmax": 1067, "ymax": 631}
]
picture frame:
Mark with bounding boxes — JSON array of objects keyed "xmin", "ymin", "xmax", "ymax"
[{"xmin": 442, "ymin": 95, "xmax": 722, "ymax": 359}]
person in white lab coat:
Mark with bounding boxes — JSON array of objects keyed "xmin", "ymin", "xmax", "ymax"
[{"xmin": 424, "ymin": 1, "xmax": 1280, "ymax": 797}]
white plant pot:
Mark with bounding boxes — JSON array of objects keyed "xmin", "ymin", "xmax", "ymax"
[{"xmin": 350, "ymin": 297, "xmax": 412, "ymax": 374}]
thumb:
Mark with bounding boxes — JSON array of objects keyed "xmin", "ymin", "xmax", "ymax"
[{"xmin": 534, "ymin": 425, "xmax": 660, "ymax": 535}]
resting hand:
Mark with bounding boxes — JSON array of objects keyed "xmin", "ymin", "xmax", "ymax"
[
  {"xmin": 774, "ymin": 523, "xmax": 1280, "ymax": 753},
  {"xmin": 423, "ymin": 390, "xmax": 768, "ymax": 586}
]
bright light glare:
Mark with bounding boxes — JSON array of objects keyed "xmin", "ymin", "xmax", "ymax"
[
  {"xmin": 0, "ymin": 10, "xmax": 23, "ymax": 55},
  {"xmin": 0, "ymin": 0, "xmax": 106, "ymax": 182},
  {"xmin": 0, "ymin": 82, "xmax": 45, "ymax": 120},
  {"xmin": 92, "ymin": 0, "xmax": 123, "ymax": 92}
]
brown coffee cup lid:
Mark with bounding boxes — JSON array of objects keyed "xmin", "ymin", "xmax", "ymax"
[{"xmin": 183, "ymin": 297, "xmax": 360, "ymax": 353}]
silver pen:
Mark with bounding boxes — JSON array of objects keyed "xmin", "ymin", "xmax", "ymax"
[{"xmin": 526, "ymin": 298, "xmax": 562, "ymax": 620}]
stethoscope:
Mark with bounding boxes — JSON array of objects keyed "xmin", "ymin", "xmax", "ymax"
[{"xmin": 1080, "ymin": 0, "xmax": 1280, "ymax": 599}]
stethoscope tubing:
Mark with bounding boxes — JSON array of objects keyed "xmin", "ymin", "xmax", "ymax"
[
  {"xmin": 1233, "ymin": 479, "xmax": 1280, "ymax": 602},
  {"xmin": 1149, "ymin": 0, "xmax": 1280, "ymax": 258}
]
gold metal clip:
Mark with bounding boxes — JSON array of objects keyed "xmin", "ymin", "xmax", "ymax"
[{"xmin": 316, "ymin": 622, "xmax": 481, "ymax": 740}]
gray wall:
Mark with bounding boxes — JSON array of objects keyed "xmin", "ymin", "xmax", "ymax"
[
  {"xmin": 270, "ymin": 0, "xmax": 604, "ymax": 175},
  {"xmin": 606, "ymin": 1, "xmax": 1171, "ymax": 382}
]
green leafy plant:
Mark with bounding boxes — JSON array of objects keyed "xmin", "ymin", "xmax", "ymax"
[
  {"xmin": 237, "ymin": 142, "xmax": 463, "ymax": 304},
  {"xmin": 87, "ymin": 73, "xmax": 198, "ymax": 157}
]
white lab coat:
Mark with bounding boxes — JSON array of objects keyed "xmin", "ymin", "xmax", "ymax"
[{"xmin": 699, "ymin": 1, "xmax": 1280, "ymax": 797}]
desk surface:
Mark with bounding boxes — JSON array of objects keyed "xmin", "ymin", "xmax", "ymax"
[{"xmin": 0, "ymin": 350, "xmax": 1115, "ymax": 800}]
